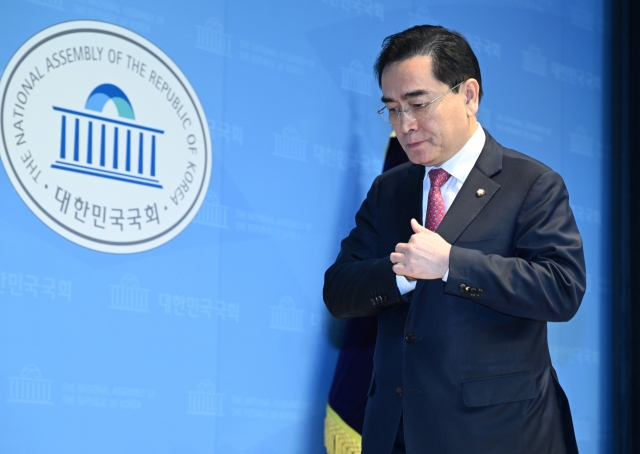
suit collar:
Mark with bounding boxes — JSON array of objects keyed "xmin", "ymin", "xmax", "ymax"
[
  {"xmin": 472, "ymin": 130, "xmax": 503, "ymax": 178},
  {"xmin": 435, "ymin": 130, "xmax": 503, "ymax": 244}
]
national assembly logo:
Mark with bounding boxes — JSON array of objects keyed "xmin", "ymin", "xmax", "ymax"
[{"xmin": 0, "ymin": 21, "xmax": 212, "ymax": 253}]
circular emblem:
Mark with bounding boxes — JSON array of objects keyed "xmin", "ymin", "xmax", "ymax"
[{"xmin": 0, "ymin": 21, "xmax": 212, "ymax": 253}]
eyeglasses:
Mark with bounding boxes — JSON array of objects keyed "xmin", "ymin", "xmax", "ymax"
[{"xmin": 377, "ymin": 81, "xmax": 464, "ymax": 124}]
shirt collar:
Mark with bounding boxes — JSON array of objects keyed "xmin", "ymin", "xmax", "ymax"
[{"xmin": 426, "ymin": 123, "xmax": 486, "ymax": 184}]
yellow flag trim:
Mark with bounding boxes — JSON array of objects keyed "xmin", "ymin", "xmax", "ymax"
[{"xmin": 324, "ymin": 404, "xmax": 362, "ymax": 454}]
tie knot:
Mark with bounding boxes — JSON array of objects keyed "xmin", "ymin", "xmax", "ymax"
[{"xmin": 428, "ymin": 168, "xmax": 451, "ymax": 188}]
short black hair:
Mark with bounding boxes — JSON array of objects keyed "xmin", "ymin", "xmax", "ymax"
[{"xmin": 374, "ymin": 25, "xmax": 483, "ymax": 102}]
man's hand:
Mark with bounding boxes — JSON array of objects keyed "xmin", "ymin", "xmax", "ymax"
[{"xmin": 391, "ymin": 218, "xmax": 452, "ymax": 280}]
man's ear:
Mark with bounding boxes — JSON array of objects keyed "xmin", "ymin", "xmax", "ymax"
[{"xmin": 462, "ymin": 79, "xmax": 480, "ymax": 116}]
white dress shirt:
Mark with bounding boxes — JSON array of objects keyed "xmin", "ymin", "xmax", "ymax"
[{"xmin": 396, "ymin": 124, "xmax": 486, "ymax": 295}]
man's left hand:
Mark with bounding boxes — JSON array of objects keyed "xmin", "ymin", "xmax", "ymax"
[{"xmin": 391, "ymin": 218, "xmax": 451, "ymax": 280}]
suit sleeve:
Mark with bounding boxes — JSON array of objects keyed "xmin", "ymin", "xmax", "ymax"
[
  {"xmin": 323, "ymin": 176, "xmax": 404, "ymax": 319},
  {"xmin": 445, "ymin": 170, "xmax": 586, "ymax": 322}
]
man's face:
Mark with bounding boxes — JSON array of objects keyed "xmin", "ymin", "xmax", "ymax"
[{"xmin": 380, "ymin": 56, "xmax": 478, "ymax": 167}]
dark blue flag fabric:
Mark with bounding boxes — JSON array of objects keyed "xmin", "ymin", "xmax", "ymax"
[{"xmin": 324, "ymin": 132, "xmax": 408, "ymax": 454}]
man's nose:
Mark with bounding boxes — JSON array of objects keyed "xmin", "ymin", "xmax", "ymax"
[{"xmin": 397, "ymin": 111, "xmax": 418, "ymax": 134}]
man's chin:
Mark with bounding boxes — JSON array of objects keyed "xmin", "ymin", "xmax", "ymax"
[
  {"xmin": 402, "ymin": 142, "xmax": 436, "ymax": 165},
  {"xmin": 406, "ymin": 150, "xmax": 440, "ymax": 167}
]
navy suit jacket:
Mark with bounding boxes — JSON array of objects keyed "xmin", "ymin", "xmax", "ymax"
[{"xmin": 324, "ymin": 132, "xmax": 586, "ymax": 454}]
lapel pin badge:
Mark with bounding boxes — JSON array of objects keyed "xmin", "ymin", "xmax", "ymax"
[{"xmin": 476, "ymin": 189, "xmax": 486, "ymax": 197}]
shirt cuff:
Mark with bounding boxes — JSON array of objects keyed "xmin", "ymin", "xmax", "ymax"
[
  {"xmin": 442, "ymin": 268, "xmax": 449, "ymax": 282},
  {"xmin": 396, "ymin": 275, "xmax": 417, "ymax": 295}
]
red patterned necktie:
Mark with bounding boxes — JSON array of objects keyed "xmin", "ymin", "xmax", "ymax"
[{"xmin": 425, "ymin": 168, "xmax": 451, "ymax": 231}]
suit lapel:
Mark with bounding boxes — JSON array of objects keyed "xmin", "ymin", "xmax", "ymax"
[
  {"xmin": 398, "ymin": 164, "xmax": 425, "ymax": 242},
  {"xmin": 436, "ymin": 132, "xmax": 503, "ymax": 245}
]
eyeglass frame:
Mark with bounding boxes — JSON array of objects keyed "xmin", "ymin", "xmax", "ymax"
[{"xmin": 377, "ymin": 81, "xmax": 465, "ymax": 124}]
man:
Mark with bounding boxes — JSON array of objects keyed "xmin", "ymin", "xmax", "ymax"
[{"xmin": 323, "ymin": 25, "xmax": 586, "ymax": 454}]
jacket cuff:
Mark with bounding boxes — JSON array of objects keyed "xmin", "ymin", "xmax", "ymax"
[{"xmin": 445, "ymin": 246, "xmax": 485, "ymax": 299}]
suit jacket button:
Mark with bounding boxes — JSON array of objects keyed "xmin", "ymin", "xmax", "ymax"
[
  {"xmin": 459, "ymin": 283, "xmax": 467, "ymax": 293},
  {"xmin": 470, "ymin": 288, "xmax": 478, "ymax": 296},
  {"xmin": 382, "ymin": 294, "xmax": 388, "ymax": 302},
  {"xmin": 465, "ymin": 286, "xmax": 472, "ymax": 294},
  {"xmin": 405, "ymin": 333, "xmax": 415, "ymax": 343},
  {"xmin": 396, "ymin": 387, "xmax": 403, "ymax": 397},
  {"xmin": 370, "ymin": 298, "xmax": 377, "ymax": 306},
  {"xmin": 375, "ymin": 296, "xmax": 383, "ymax": 304},
  {"xmin": 477, "ymin": 289, "xmax": 483, "ymax": 296}
]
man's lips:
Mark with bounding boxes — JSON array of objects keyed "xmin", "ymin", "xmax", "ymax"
[{"xmin": 405, "ymin": 139, "xmax": 427, "ymax": 148}]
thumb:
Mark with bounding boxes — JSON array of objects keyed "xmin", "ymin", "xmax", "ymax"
[{"xmin": 411, "ymin": 218, "xmax": 426, "ymax": 233}]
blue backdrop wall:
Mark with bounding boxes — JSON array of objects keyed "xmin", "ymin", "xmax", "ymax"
[{"xmin": 0, "ymin": 0, "xmax": 610, "ymax": 453}]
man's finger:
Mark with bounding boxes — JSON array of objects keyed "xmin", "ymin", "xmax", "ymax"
[
  {"xmin": 411, "ymin": 218, "xmax": 427, "ymax": 234},
  {"xmin": 392, "ymin": 262, "xmax": 405, "ymax": 274},
  {"xmin": 390, "ymin": 252, "xmax": 405, "ymax": 264},
  {"xmin": 394, "ymin": 243, "xmax": 409, "ymax": 253}
]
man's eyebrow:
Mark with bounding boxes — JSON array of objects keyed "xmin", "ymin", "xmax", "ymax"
[
  {"xmin": 381, "ymin": 90, "xmax": 430, "ymax": 103},
  {"xmin": 402, "ymin": 90, "xmax": 429, "ymax": 99}
]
